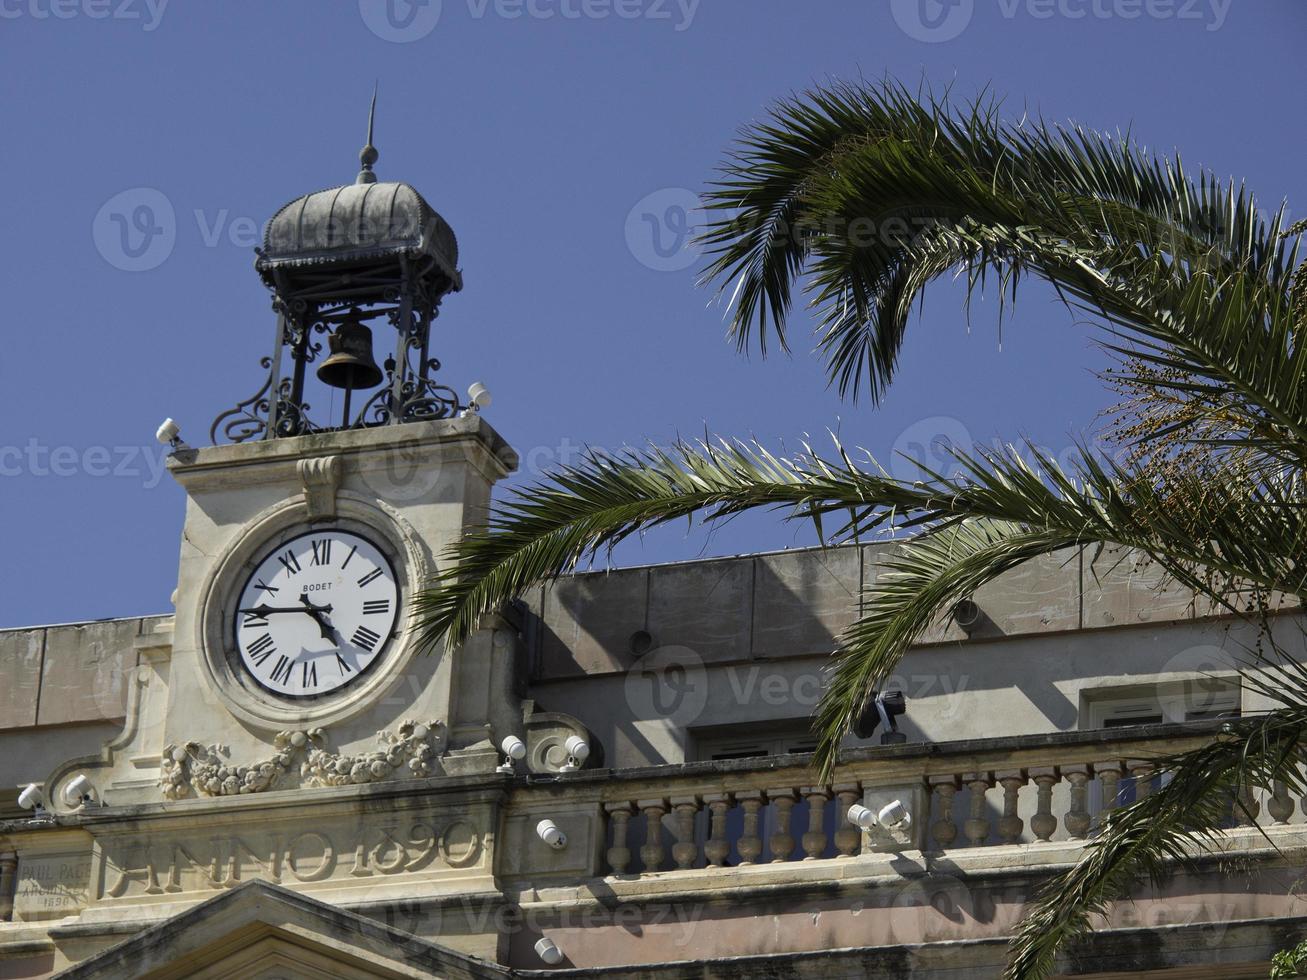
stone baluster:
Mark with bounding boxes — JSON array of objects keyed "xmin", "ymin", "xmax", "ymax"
[
  {"xmin": 638, "ymin": 798, "xmax": 667, "ymax": 873},
  {"xmin": 671, "ymin": 796, "xmax": 701, "ymax": 870},
  {"xmin": 928, "ymin": 775, "xmax": 960, "ymax": 849},
  {"xmin": 0, "ymin": 851, "xmax": 16, "ymax": 923},
  {"xmin": 1269, "ymin": 780, "xmax": 1294, "ymax": 825},
  {"xmin": 1029, "ymin": 767, "xmax": 1059, "ymax": 842},
  {"xmin": 801, "ymin": 787, "xmax": 830, "ymax": 860},
  {"xmin": 1063, "ymin": 765, "xmax": 1092, "ymax": 840},
  {"xmin": 604, "ymin": 803, "xmax": 636, "ymax": 875},
  {"xmin": 963, "ymin": 772, "xmax": 993, "ymax": 847},
  {"xmin": 1236, "ymin": 782, "xmax": 1261, "ymax": 828},
  {"xmin": 1095, "ymin": 761, "xmax": 1125, "ymax": 824},
  {"xmin": 767, "ymin": 788, "xmax": 799, "ymax": 863},
  {"xmin": 703, "ymin": 794, "xmax": 732, "ymax": 868},
  {"xmin": 833, "ymin": 784, "xmax": 862, "ymax": 858},
  {"xmin": 1128, "ymin": 759, "xmax": 1154, "ymax": 801},
  {"xmin": 736, "ymin": 792, "xmax": 765, "ymax": 866},
  {"xmin": 996, "ymin": 770, "xmax": 1027, "ymax": 844}
]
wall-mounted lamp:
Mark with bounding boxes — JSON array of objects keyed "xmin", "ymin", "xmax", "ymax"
[
  {"xmin": 536, "ymin": 819, "xmax": 567, "ymax": 850},
  {"xmin": 497, "ymin": 735, "xmax": 527, "ymax": 774}
]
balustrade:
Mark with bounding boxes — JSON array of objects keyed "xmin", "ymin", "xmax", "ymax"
[{"xmin": 591, "ymin": 726, "xmax": 1298, "ymax": 879}]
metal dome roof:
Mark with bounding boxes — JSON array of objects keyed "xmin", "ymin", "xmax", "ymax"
[{"xmin": 256, "ymin": 180, "xmax": 460, "ymax": 291}]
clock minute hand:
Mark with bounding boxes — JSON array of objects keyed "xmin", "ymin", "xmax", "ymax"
[{"xmin": 238, "ymin": 604, "xmax": 311, "ymax": 616}]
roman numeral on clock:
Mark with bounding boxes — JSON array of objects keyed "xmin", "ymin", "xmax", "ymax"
[
  {"xmin": 351, "ymin": 625, "xmax": 382, "ymax": 652},
  {"xmin": 301, "ymin": 661, "xmax": 318, "ymax": 689},
  {"xmin": 254, "ymin": 579, "xmax": 279, "ymax": 595},
  {"xmin": 243, "ymin": 611, "xmax": 269, "ymax": 628},
  {"xmin": 335, "ymin": 652, "xmax": 354, "ymax": 675},
  {"xmin": 356, "ymin": 568, "xmax": 383, "ymax": 588},
  {"xmin": 362, "ymin": 599, "xmax": 390, "ymax": 615},
  {"xmin": 247, "ymin": 632, "xmax": 276, "ymax": 666},
  {"xmin": 277, "ymin": 550, "xmax": 302, "ymax": 576},
  {"xmin": 269, "ymin": 655, "xmax": 294, "ymax": 686},
  {"xmin": 310, "ymin": 538, "xmax": 332, "ymax": 566},
  {"xmin": 340, "ymin": 545, "xmax": 358, "ymax": 569}
]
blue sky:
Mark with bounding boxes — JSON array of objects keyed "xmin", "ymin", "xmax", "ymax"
[{"xmin": 1, "ymin": 0, "xmax": 1302, "ymax": 628}]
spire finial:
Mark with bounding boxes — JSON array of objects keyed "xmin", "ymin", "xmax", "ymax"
[{"xmin": 357, "ymin": 82, "xmax": 379, "ymax": 185}]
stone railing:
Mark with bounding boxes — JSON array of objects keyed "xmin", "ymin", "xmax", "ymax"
[{"xmin": 586, "ymin": 721, "xmax": 1288, "ymax": 877}]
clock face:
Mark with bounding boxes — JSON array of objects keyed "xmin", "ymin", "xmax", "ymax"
[{"xmin": 233, "ymin": 529, "xmax": 400, "ymax": 699}]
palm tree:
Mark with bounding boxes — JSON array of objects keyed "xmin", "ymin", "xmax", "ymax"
[{"xmin": 413, "ymin": 80, "xmax": 1307, "ymax": 978}]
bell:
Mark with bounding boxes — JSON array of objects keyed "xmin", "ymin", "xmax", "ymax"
[{"xmin": 317, "ymin": 317, "xmax": 383, "ymax": 391}]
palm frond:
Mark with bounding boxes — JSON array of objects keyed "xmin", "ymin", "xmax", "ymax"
[{"xmin": 1007, "ymin": 705, "xmax": 1307, "ymax": 979}]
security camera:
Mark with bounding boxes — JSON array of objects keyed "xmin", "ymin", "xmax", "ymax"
[
  {"xmin": 536, "ymin": 818, "xmax": 567, "ymax": 850},
  {"xmin": 63, "ymin": 774, "xmax": 98, "ymax": 807},
  {"xmin": 154, "ymin": 417, "xmax": 190, "ymax": 453},
  {"xmin": 497, "ymin": 735, "xmax": 527, "ymax": 774},
  {"xmin": 534, "ymin": 937, "xmax": 564, "ymax": 965},
  {"xmin": 18, "ymin": 783, "xmax": 43, "ymax": 811},
  {"xmin": 467, "ymin": 382, "xmax": 492, "ymax": 411}
]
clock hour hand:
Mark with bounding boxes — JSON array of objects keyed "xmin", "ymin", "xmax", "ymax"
[{"xmin": 298, "ymin": 594, "xmax": 338, "ymax": 642}]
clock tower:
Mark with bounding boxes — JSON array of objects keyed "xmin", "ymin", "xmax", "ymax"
[{"xmin": 65, "ymin": 102, "xmax": 564, "ymax": 808}]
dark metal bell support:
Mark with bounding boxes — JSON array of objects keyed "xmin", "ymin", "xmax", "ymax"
[
  {"xmin": 318, "ymin": 315, "xmax": 384, "ymax": 427},
  {"xmin": 209, "ymin": 87, "xmax": 465, "ymax": 445}
]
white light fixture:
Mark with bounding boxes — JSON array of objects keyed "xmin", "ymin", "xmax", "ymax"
[
  {"xmin": 467, "ymin": 382, "xmax": 493, "ymax": 411},
  {"xmin": 847, "ymin": 800, "xmax": 911, "ymax": 832},
  {"xmin": 63, "ymin": 774, "xmax": 98, "ymax": 807},
  {"xmin": 847, "ymin": 803, "xmax": 878, "ymax": 830},
  {"xmin": 497, "ymin": 734, "xmax": 527, "ymax": 774},
  {"xmin": 534, "ymin": 937, "xmax": 564, "ymax": 965},
  {"xmin": 560, "ymin": 734, "xmax": 590, "ymax": 771},
  {"xmin": 155, "ymin": 417, "xmax": 189, "ymax": 452},
  {"xmin": 18, "ymin": 783, "xmax": 43, "ymax": 811},
  {"xmin": 536, "ymin": 818, "xmax": 567, "ymax": 850},
  {"xmin": 877, "ymin": 800, "xmax": 912, "ymax": 832}
]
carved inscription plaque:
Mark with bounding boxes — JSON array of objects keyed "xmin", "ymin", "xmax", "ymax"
[{"xmin": 97, "ymin": 812, "xmax": 488, "ymax": 903}]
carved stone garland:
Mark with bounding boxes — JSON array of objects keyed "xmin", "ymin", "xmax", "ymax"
[{"xmin": 160, "ymin": 719, "xmax": 444, "ymax": 800}]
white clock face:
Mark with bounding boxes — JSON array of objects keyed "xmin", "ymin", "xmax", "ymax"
[{"xmin": 233, "ymin": 529, "xmax": 400, "ymax": 699}]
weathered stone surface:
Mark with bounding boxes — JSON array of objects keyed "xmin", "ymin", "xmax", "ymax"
[
  {"xmin": 751, "ymin": 548, "xmax": 861, "ymax": 659},
  {"xmin": 974, "ymin": 546, "xmax": 1082, "ymax": 635},
  {"xmin": 646, "ymin": 559, "xmax": 753, "ymax": 664},
  {"xmin": 37, "ymin": 619, "xmax": 141, "ymax": 726},
  {"xmin": 1083, "ymin": 545, "xmax": 1195, "ymax": 628},
  {"xmin": 0, "ymin": 627, "xmax": 43, "ymax": 729},
  {"xmin": 538, "ymin": 567, "xmax": 648, "ymax": 678}
]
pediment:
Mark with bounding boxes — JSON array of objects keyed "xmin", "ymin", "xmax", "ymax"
[{"xmin": 54, "ymin": 880, "xmax": 509, "ymax": 980}]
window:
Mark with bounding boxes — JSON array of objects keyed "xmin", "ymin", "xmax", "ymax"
[
  {"xmin": 1082, "ymin": 679, "xmax": 1241, "ymax": 730},
  {"xmin": 691, "ymin": 722, "xmax": 818, "ymax": 762}
]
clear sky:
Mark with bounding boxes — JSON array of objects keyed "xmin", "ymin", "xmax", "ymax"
[{"xmin": 1, "ymin": 0, "xmax": 1302, "ymax": 628}]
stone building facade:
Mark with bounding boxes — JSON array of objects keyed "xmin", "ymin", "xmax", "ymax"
[{"xmin": 2, "ymin": 143, "xmax": 1304, "ymax": 979}]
